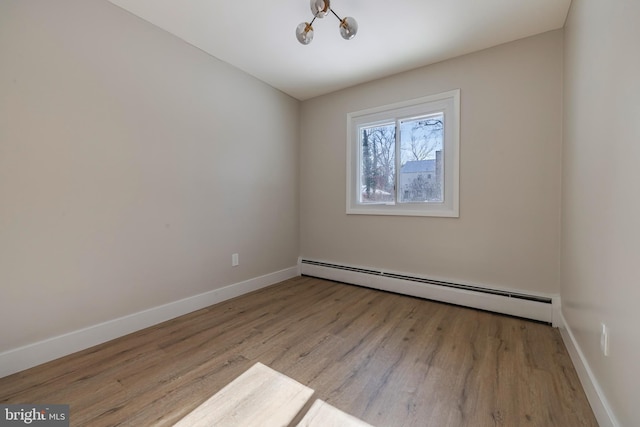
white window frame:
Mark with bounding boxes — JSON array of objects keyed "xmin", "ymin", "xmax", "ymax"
[{"xmin": 346, "ymin": 89, "xmax": 460, "ymax": 217}]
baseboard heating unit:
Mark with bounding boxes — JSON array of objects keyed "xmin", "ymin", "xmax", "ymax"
[{"xmin": 299, "ymin": 259, "xmax": 557, "ymax": 325}]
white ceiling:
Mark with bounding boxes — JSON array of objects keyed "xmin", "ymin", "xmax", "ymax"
[{"xmin": 108, "ymin": 0, "xmax": 571, "ymax": 101}]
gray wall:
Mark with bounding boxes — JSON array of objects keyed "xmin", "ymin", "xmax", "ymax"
[
  {"xmin": 562, "ymin": 1, "xmax": 640, "ymax": 425},
  {"xmin": 300, "ymin": 30, "xmax": 563, "ymax": 295},
  {"xmin": 0, "ymin": 0, "xmax": 300, "ymax": 352}
]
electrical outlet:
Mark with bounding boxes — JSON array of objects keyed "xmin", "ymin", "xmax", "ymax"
[
  {"xmin": 232, "ymin": 253, "xmax": 239, "ymax": 267},
  {"xmin": 600, "ymin": 323, "xmax": 609, "ymax": 356}
]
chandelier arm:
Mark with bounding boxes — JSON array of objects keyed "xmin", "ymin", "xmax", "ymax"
[{"xmin": 329, "ymin": 8, "xmax": 343, "ymax": 22}]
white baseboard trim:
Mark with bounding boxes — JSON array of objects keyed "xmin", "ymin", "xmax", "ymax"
[
  {"xmin": 0, "ymin": 266, "xmax": 298, "ymax": 379},
  {"xmin": 557, "ymin": 311, "xmax": 620, "ymax": 427},
  {"xmin": 299, "ymin": 259, "xmax": 556, "ymax": 323}
]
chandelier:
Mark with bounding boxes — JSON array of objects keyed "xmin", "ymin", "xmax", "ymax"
[{"xmin": 296, "ymin": 0, "xmax": 358, "ymax": 45}]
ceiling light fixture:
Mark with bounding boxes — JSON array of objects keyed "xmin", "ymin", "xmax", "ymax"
[{"xmin": 296, "ymin": 0, "xmax": 358, "ymax": 45}]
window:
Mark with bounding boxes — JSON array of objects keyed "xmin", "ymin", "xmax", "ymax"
[{"xmin": 346, "ymin": 90, "xmax": 460, "ymax": 217}]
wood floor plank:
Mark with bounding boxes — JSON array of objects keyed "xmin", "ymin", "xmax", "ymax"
[
  {"xmin": 173, "ymin": 362, "xmax": 314, "ymax": 427},
  {"xmin": 0, "ymin": 276, "xmax": 597, "ymax": 426},
  {"xmin": 296, "ymin": 399, "xmax": 373, "ymax": 427}
]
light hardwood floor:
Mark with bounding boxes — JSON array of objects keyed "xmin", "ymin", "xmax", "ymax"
[{"xmin": 0, "ymin": 276, "xmax": 597, "ymax": 426}]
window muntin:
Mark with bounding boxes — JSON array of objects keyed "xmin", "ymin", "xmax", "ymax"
[{"xmin": 347, "ymin": 90, "xmax": 459, "ymax": 217}]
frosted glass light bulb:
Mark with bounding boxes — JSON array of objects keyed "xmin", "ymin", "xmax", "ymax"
[
  {"xmin": 339, "ymin": 16, "xmax": 358, "ymax": 40},
  {"xmin": 296, "ymin": 22, "xmax": 314, "ymax": 45},
  {"xmin": 310, "ymin": 0, "xmax": 330, "ymax": 18}
]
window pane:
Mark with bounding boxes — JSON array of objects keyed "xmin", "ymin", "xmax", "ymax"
[
  {"xmin": 360, "ymin": 124, "xmax": 396, "ymax": 204},
  {"xmin": 399, "ymin": 113, "xmax": 444, "ymax": 203}
]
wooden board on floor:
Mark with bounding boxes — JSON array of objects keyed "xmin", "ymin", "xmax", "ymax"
[
  {"xmin": 173, "ymin": 362, "xmax": 313, "ymax": 427},
  {"xmin": 296, "ymin": 399, "xmax": 374, "ymax": 427}
]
